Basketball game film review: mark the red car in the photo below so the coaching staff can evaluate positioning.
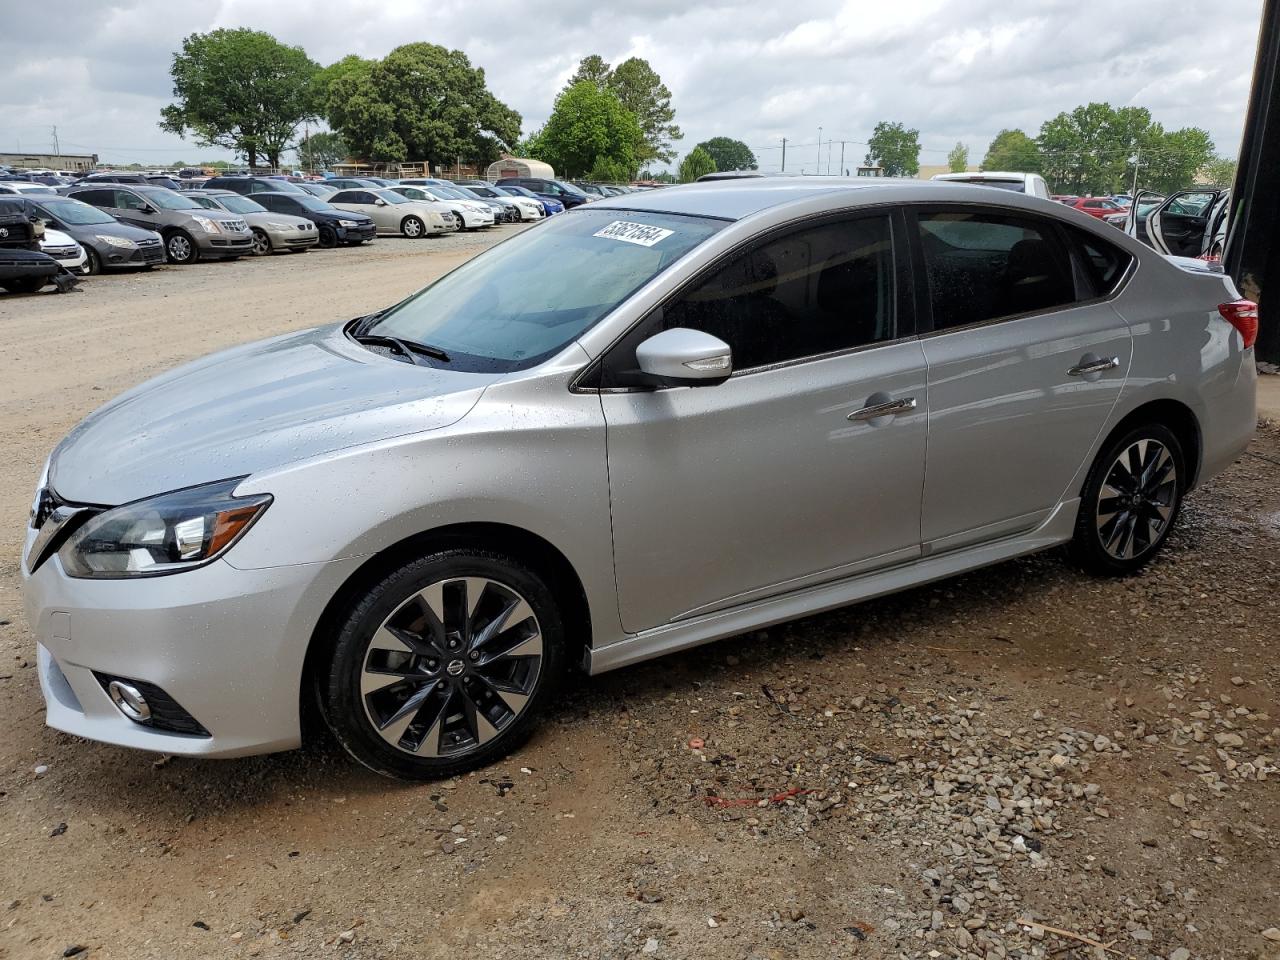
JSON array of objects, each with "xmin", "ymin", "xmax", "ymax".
[{"xmin": 1069, "ymin": 196, "xmax": 1129, "ymax": 219}]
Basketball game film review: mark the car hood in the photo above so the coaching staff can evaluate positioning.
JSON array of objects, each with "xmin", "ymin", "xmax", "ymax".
[
  {"xmin": 243, "ymin": 211, "xmax": 315, "ymax": 229},
  {"xmin": 49, "ymin": 324, "xmax": 498, "ymax": 505},
  {"xmin": 70, "ymin": 220, "xmax": 158, "ymax": 243}
]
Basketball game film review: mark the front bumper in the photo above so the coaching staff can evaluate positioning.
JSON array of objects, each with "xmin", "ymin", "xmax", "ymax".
[
  {"xmin": 108, "ymin": 236, "xmax": 166, "ymax": 268},
  {"xmin": 21, "ymin": 545, "xmax": 364, "ymax": 758},
  {"xmin": 264, "ymin": 224, "xmax": 319, "ymax": 249},
  {"xmin": 337, "ymin": 222, "xmax": 377, "ymax": 243},
  {"xmin": 197, "ymin": 232, "xmax": 254, "ymax": 258}
]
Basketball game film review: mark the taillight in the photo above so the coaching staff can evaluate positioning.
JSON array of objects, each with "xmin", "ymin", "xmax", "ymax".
[{"xmin": 1218, "ymin": 299, "xmax": 1258, "ymax": 349}]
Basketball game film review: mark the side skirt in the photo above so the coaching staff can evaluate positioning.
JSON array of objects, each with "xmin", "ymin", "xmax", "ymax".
[{"xmin": 586, "ymin": 499, "xmax": 1080, "ymax": 675}]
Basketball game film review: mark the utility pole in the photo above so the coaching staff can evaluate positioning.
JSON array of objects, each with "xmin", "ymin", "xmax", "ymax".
[
  {"xmin": 780, "ymin": 137, "xmax": 787, "ymax": 172},
  {"xmin": 51, "ymin": 126, "xmax": 60, "ymax": 156},
  {"xmin": 1130, "ymin": 147, "xmax": 1141, "ymax": 198},
  {"xmin": 839, "ymin": 141, "xmax": 845, "ymax": 176},
  {"xmin": 817, "ymin": 126, "xmax": 822, "ymax": 176}
]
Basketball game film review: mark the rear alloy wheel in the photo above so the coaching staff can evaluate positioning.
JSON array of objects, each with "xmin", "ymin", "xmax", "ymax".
[
  {"xmin": 250, "ymin": 228, "xmax": 271, "ymax": 256},
  {"xmin": 1070, "ymin": 423, "xmax": 1184, "ymax": 575},
  {"xmin": 165, "ymin": 230, "xmax": 198, "ymax": 264},
  {"xmin": 401, "ymin": 215, "xmax": 425, "ymax": 238},
  {"xmin": 322, "ymin": 549, "xmax": 564, "ymax": 780}
]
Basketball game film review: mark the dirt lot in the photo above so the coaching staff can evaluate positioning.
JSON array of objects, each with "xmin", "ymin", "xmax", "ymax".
[{"xmin": 1, "ymin": 234, "xmax": 1278, "ymax": 960}]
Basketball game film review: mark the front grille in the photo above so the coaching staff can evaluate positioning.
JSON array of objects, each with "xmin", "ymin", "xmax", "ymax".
[
  {"xmin": 45, "ymin": 246, "xmax": 79, "ymax": 260},
  {"xmin": 297, "ymin": 224, "xmax": 310, "ymax": 231},
  {"xmin": 137, "ymin": 237, "xmax": 161, "ymax": 247},
  {"xmin": 93, "ymin": 672, "xmax": 211, "ymax": 737},
  {"xmin": 222, "ymin": 218, "xmax": 248, "ymax": 233}
]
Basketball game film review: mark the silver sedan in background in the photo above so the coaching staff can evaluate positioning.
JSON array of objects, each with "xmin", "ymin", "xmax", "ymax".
[
  {"xmin": 21, "ymin": 179, "xmax": 1256, "ymax": 780},
  {"xmin": 183, "ymin": 189, "xmax": 318, "ymax": 255}
]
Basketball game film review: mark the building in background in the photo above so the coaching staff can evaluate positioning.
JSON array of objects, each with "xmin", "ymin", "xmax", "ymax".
[{"xmin": 0, "ymin": 152, "xmax": 97, "ymax": 172}]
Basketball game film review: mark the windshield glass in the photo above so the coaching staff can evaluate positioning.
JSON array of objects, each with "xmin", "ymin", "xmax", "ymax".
[
  {"xmin": 372, "ymin": 189, "xmax": 410, "ymax": 204},
  {"xmin": 142, "ymin": 189, "xmax": 202, "ymax": 210},
  {"xmin": 467, "ymin": 186, "xmax": 499, "ymax": 198},
  {"xmin": 498, "ymin": 186, "xmax": 535, "ymax": 198},
  {"xmin": 36, "ymin": 198, "xmax": 115, "ymax": 225},
  {"xmin": 368, "ymin": 208, "xmax": 724, "ymax": 372},
  {"xmin": 294, "ymin": 195, "xmax": 335, "ymax": 212},
  {"xmin": 218, "ymin": 194, "xmax": 266, "ymax": 214}
]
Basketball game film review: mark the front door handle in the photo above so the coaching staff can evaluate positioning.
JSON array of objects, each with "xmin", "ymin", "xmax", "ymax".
[
  {"xmin": 1067, "ymin": 356, "xmax": 1119, "ymax": 377},
  {"xmin": 847, "ymin": 396, "xmax": 916, "ymax": 422}
]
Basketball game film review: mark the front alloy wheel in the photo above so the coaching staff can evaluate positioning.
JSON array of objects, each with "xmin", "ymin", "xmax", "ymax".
[
  {"xmin": 1071, "ymin": 423, "xmax": 1184, "ymax": 575},
  {"xmin": 250, "ymin": 229, "xmax": 271, "ymax": 256},
  {"xmin": 322, "ymin": 550, "xmax": 564, "ymax": 779},
  {"xmin": 165, "ymin": 230, "xmax": 197, "ymax": 264}
]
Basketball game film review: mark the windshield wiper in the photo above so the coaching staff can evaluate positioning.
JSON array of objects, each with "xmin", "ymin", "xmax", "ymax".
[{"xmin": 353, "ymin": 332, "xmax": 451, "ymax": 365}]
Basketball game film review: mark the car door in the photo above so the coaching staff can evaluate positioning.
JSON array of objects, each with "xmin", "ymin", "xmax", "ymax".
[
  {"xmin": 1144, "ymin": 189, "xmax": 1223, "ymax": 257},
  {"xmin": 910, "ymin": 207, "xmax": 1131, "ymax": 552},
  {"xmin": 598, "ymin": 211, "xmax": 928, "ymax": 633},
  {"xmin": 109, "ymin": 189, "xmax": 159, "ymax": 231}
]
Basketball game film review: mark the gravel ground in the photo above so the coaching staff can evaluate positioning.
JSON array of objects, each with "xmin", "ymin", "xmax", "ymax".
[{"xmin": 0, "ymin": 235, "xmax": 1277, "ymax": 960}]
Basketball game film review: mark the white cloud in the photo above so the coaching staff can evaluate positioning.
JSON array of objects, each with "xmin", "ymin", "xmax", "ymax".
[{"xmin": 0, "ymin": 0, "xmax": 1264, "ymax": 170}]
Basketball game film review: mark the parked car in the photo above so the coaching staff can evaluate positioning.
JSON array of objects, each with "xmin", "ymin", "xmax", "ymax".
[
  {"xmin": 495, "ymin": 184, "xmax": 565, "ymax": 216},
  {"xmin": 495, "ymin": 176, "xmax": 592, "ymax": 208},
  {"xmin": 0, "ymin": 197, "xmax": 76, "ymax": 294},
  {"xmin": 183, "ymin": 189, "xmax": 319, "ymax": 255},
  {"xmin": 39, "ymin": 227, "xmax": 88, "ymax": 274},
  {"xmin": 930, "ymin": 171, "xmax": 1051, "ymax": 198},
  {"xmin": 395, "ymin": 181, "xmax": 494, "ymax": 229},
  {"xmin": 321, "ymin": 178, "xmax": 386, "ymax": 191},
  {"xmin": 1104, "ymin": 195, "xmax": 1164, "ymax": 231},
  {"xmin": 450, "ymin": 181, "xmax": 545, "ymax": 222},
  {"xmin": 1125, "ymin": 189, "xmax": 1229, "ymax": 260},
  {"xmin": 71, "ymin": 172, "xmax": 183, "ymax": 192},
  {"xmin": 66, "ymin": 185, "xmax": 253, "ymax": 264},
  {"xmin": 1050, "ymin": 195, "xmax": 1079, "ymax": 205},
  {"xmin": 327, "ymin": 188, "xmax": 454, "ymax": 238},
  {"xmin": 570, "ymin": 181, "xmax": 612, "ymax": 199},
  {"xmin": 0, "ymin": 181, "xmax": 57, "ymax": 197},
  {"xmin": 202, "ymin": 175, "xmax": 308, "ymax": 196},
  {"xmin": 1066, "ymin": 196, "xmax": 1129, "ymax": 219},
  {"xmin": 20, "ymin": 179, "xmax": 1257, "ymax": 779},
  {"xmin": 229, "ymin": 190, "xmax": 377, "ymax": 247},
  {"xmin": 13, "ymin": 195, "xmax": 164, "ymax": 274}
]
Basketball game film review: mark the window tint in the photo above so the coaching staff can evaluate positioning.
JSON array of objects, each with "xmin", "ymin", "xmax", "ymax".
[
  {"xmin": 1069, "ymin": 228, "xmax": 1133, "ymax": 296},
  {"xmin": 188, "ymin": 196, "xmax": 218, "ymax": 209},
  {"xmin": 256, "ymin": 194, "xmax": 284, "ymax": 211},
  {"xmin": 115, "ymin": 190, "xmax": 148, "ymax": 211},
  {"xmin": 74, "ymin": 189, "xmax": 115, "ymax": 206},
  {"xmin": 917, "ymin": 211, "xmax": 1075, "ymax": 330},
  {"xmin": 658, "ymin": 216, "xmax": 896, "ymax": 370}
]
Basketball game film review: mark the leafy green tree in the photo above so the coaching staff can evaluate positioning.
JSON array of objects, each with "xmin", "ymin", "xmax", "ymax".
[
  {"xmin": 678, "ymin": 146, "xmax": 716, "ymax": 182},
  {"xmin": 532, "ymin": 81, "xmax": 643, "ymax": 177},
  {"xmin": 587, "ymin": 156, "xmax": 633, "ymax": 183},
  {"xmin": 981, "ymin": 129, "xmax": 1041, "ymax": 172},
  {"xmin": 1140, "ymin": 125, "xmax": 1215, "ymax": 194},
  {"xmin": 296, "ymin": 131, "xmax": 347, "ymax": 170},
  {"xmin": 1202, "ymin": 155, "xmax": 1238, "ymax": 188},
  {"xmin": 947, "ymin": 141, "xmax": 968, "ymax": 173},
  {"xmin": 608, "ymin": 57, "xmax": 682, "ymax": 165},
  {"xmin": 159, "ymin": 29, "xmax": 319, "ymax": 169},
  {"xmin": 864, "ymin": 121, "xmax": 920, "ymax": 178},
  {"xmin": 322, "ymin": 43, "xmax": 520, "ymax": 167},
  {"xmin": 313, "ymin": 55, "xmax": 374, "ymax": 118},
  {"xmin": 696, "ymin": 137, "xmax": 756, "ymax": 172},
  {"xmin": 566, "ymin": 54, "xmax": 612, "ymax": 90}
]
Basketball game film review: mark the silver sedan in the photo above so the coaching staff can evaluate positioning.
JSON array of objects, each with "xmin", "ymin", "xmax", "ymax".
[
  {"xmin": 21, "ymin": 179, "xmax": 1256, "ymax": 779},
  {"xmin": 184, "ymin": 189, "xmax": 318, "ymax": 255}
]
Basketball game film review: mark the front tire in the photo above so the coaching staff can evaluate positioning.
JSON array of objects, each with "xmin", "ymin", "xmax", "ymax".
[
  {"xmin": 317, "ymin": 226, "xmax": 338, "ymax": 248},
  {"xmin": 164, "ymin": 230, "xmax": 198, "ymax": 264},
  {"xmin": 321, "ymin": 549, "xmax": 565, "ymax": 780},
  {"xmin": 250, "ymin": 228, "xmax": 272, "ymax": 256},
  {"xmin": 84, "ymin": 248, "xmax": 102, "ymax": 275},
  {"xmin": 401, "ymin": 215, "xmax": 425, "ymax": 238},
  {"xmin": 1070, "ymin": 423, "xmax": 1185, "ymax": 576}
]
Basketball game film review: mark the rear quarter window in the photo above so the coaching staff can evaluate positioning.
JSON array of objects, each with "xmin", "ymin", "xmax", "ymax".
[{"xmin": 1067, "ymin": 228, "xmax": 1133, "ymax": 297}]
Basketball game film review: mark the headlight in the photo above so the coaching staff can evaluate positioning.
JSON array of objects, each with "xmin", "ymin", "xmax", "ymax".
[
  {"xmin": 191, "ymin": 214, "xmax": 220, "ymax": 235},
  {"xmin": 338, "ymin": 219, "xmax": 359, "ymax": 227},
  {"xmin": 58, "ymin": 478, "xmax": 271, "ymax": 579},
  {"xmin": 96, "ymin": 234, "xmax": 136, "ymax": 249},
  {"xmin": 267, "ymin": 221, "xmax": 296, "ymax": 230}
]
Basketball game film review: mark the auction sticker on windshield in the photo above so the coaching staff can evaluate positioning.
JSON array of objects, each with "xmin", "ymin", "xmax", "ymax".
[{"xmin": 593, "ymin": 220, "xmax": 674, "ymax": 247}]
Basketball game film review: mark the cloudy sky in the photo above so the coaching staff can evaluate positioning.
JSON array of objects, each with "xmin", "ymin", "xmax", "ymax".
[{"xmin": 0, "ymin": 0, "xmax": 1264, "ymax": 172}]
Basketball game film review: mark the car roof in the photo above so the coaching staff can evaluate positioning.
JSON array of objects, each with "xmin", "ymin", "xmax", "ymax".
[
  {"xmin": 932, "ymin": 171, "xmax": 1031, "ymax": 181},
  {"xmin": 182, "ymin": 189, "xmax": 237, "ymax": 197}
]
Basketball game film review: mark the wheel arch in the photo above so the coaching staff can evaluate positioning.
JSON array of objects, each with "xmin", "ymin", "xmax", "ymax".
[
  {"xmin": 1089, "ymin": 398, "xmax": 1203, "ymax": 491},
  {"xmin": 300, "ymin": 521, "xmax": 593, "ymax": 730}
]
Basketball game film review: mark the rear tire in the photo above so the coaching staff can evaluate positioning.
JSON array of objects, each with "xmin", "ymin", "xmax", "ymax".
[
  {"xmin": 1069, "ymin": 423, "xmax": 1185, "ymax": 576},
  {"xmin": 320, "ymin": 549, "xmax": 565, "ymax": 781}
]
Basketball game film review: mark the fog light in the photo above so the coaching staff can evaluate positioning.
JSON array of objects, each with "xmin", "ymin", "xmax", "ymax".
[{"xmin": 107, "ymin": 680, "xmax": 151, "ymax": 722}]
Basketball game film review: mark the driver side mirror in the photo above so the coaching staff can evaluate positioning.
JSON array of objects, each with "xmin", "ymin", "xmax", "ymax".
[
  {"xmin": 141, "ymin": 205, "xmax": 156, "ymax": 215},
  {"xmin": 633, "ymin": 327, "xmax": 733, "ymax": 387},
  {"xmin": 374, "ymin": 198, "xmax": 387, "ymax": 206}
]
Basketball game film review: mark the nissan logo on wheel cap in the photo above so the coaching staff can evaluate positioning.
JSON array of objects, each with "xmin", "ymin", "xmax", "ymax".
[{"xmin": 446, "ymin": 659, "xmax": 466, "ymax": 677}]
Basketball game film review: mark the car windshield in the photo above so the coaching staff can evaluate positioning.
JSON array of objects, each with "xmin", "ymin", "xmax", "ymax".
[
  {"xmin": 36, "ymin": 198, "xmax": 115, "ymax": 225},
  {"xmin": 141, "ymin": 189, "xmax": 202, "ymax": 211},
  {"xmin": 553, "ymin": 181, "xmax": 588, "ymax": 197},
  {"xmin": 294, "ymin": 195, "xmax": 335, "ymax": 212},
  {"xmin": 218, "ymin": 194, "xmax": 266, "ymax": 214},
  {"xmin": 429, "ymin": 185, "xmax": 469, "ymax": 200},
  {"xmin": 366, "ymin": 208, "xmax": 724, "ymax": 372},
  {"xmin": 454, "ymin": 187, "xmax": 488, "ymax": 200},
  {"xmin": 499, "ymin": 186, "xmax": 536, "ymax": 198},
  {"xmin": 465, "ymin": 185, "xmax": 499, "ymax": 198},
  {"xmin": 371, "ymin": 189, "xmax": 411, "ymax": 204}
]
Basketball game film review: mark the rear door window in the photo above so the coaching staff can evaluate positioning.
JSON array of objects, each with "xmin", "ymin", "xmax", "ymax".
[{"xmin": 915, "ymin": 211, "xmax": 1077, "ymax": 331}]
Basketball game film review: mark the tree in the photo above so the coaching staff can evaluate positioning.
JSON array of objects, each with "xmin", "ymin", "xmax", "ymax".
[
  {"xmin": 566, "ymin": 54, "xmax": 612, "ymax": 90},
  {"xmin": 296, "ymin": 131, "xmax": 347, "ymax": 170},
  {"xmin": 864, "ymin": 121, "xmax": 920, "ymax": 178},
  {"xmin": 608, "ymin": 57, "xmax": 683, "ymax": 165},
  {"xmin": 947, "ymin": 142, "xmax": 968, "ymax": 173},
  {"xmin": 532, "ymin": 81, "xmax": 643, "ymax": 177},
  {"xmin": 678, "ymin": 146, "xmax": 716, "ymax": 182},
  {"xmin": 1202, "ymin": 155, "xmax": 1237, "ymax": 188},
  {"xmin": 160, "ymin": 29, "xmax": 319, "ymax": 170},
  {"xmin": 321, "ymin": 43, "xmax": 520, "ymax": 167},
  {"xmin": 696, "ymin": 137, "xmax": 756, "ymax": 172},
  {"xmin": 981, "ymin": 129, "xmax": 1041, "ymax": 172},
  {"xmin": 588, "ymin": 156, "xmax": 633, "ymax": 183}
]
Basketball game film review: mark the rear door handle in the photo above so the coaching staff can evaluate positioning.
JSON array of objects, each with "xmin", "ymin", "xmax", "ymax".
[
  {"xmin": 847, "ymin": 397, "xmax": 916, "ymax": 421},
  {"xmin": 1067, "ymin": 356, "xmax": 1119, "ymax": 377}
]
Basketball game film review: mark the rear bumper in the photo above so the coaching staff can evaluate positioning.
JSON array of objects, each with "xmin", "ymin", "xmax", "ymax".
[{"xmin": 1196, "ymin": 352, "xmax": 1257, "ymax": 487}]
